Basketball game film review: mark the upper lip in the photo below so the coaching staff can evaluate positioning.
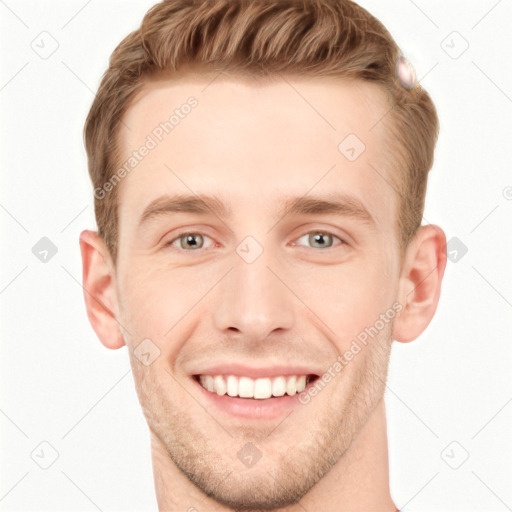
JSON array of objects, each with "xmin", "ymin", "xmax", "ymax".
[{"xmin": 191, "ymin": 363, "xmax": 321, "ymax": 379}]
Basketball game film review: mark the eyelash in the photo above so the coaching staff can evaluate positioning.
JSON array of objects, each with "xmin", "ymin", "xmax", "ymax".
[{"xmin": 163, "ymin": 230, "xmax": 347, "ymax": 252}]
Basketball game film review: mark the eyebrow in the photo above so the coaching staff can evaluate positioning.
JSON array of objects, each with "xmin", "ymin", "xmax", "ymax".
[
  {"xmin": 139, "ymin": 194, "xmax": 231, "ymax": 227},
  {"xmin": 138, "ymin": 192, "xmax": 375, "ymax": 227},
  {"xmin": 280, "ymin": 194, "xmax": 374, "ymax": 225}
]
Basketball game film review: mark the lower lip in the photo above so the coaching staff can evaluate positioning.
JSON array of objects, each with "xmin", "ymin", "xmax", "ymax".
[{"xmin": 193, "ymin": 377, "xmax": 307, "ymax": 420}]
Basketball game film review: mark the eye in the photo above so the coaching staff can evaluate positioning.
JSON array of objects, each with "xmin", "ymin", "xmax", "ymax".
[
  {"xmin": 163, "ymin": 230, "xmax": 346, "ymax": 252},
  {"xmin": 293, "ymin": 231, "xmax": 345, "ymax": 249},
  {"xmin": 165, "ymin": 232, "xmax": 214, "ymax": 251}
]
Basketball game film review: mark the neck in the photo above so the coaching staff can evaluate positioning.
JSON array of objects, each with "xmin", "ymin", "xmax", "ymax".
[{"xmin": 150, "ymin": 398, "xmax": 397, "ymax": 511}]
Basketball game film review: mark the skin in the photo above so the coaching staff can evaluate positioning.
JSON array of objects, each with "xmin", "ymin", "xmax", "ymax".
[{"xmin": 80, "ymin": 71, "xmax": 447, "ymax": 511}]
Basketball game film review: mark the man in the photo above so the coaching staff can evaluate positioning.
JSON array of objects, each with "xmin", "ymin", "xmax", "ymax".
[{"xmin": 79, "ymin": 0, "xmax": 447, "ymax": 510}]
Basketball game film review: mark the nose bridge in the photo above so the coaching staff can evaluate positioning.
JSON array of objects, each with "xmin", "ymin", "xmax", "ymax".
[{"xmin": 213, "ymin": 242, "xmax": 295, "ymax": 339}]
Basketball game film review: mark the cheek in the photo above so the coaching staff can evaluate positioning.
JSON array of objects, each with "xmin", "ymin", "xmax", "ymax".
[
  {"xmin": 118, "ymin": 264, "xmax": 216, "ymax": 344},
  {"xmin": 117, "ymin": 267, "xmax": 173, "ymax": 339},
  {"xmin": 301, "ymin": 253, "xmax": 397, "ymax": 346}
]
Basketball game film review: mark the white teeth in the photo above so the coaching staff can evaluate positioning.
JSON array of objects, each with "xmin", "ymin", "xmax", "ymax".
[
  {"xmin": 271, "ymin": 376, "xmax": 286, "ymax": 397},
  {"xmin": 214, "ymin": 375, "xmax": 226, "ymax": 396},
  {"xmin": 200, "ymin": 375, "xmax": 214, "ymax": 392},
  {"xmin": 199, "ymin": 374, "xmax": 311, "ymax": 398},
  {"xmin": 286, "ymin": 375, "xmax": 297, "ymax": 396},
  {"xmin": 254, "ymin": 378, "xmax": 272, "ymax": 399},
  {"xmin": 238, "ymin": 377, "xmax": 254, "ymax": 398},
  {"xmin": 226, "ymin": 375, "xmax": 238, "ymax": 397}
]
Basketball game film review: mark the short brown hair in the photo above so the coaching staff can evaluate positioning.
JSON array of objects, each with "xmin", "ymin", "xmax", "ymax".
[{"xmin": 84, "ymin": 0, "xmax": 439, "ymax": 263}]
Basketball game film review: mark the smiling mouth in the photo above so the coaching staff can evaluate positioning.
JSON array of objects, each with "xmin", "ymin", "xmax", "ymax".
[{"xmin": 194, "ymin": 374, "xmax": 319, "ymax": 399}]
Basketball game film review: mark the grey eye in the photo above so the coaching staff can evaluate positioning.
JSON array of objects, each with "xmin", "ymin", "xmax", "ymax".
[
  {"xmin": 179, "ymin": 233, "xmax": 204, "ymax": 250},
  {"xmin": 296, "ymin": 232, "xmax": 342, "ymax": 249}
]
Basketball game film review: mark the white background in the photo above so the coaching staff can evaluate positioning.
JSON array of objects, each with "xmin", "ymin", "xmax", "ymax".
[{"xmin": 1, "ymin": 0, "xmax": 511, "ymax": 510}]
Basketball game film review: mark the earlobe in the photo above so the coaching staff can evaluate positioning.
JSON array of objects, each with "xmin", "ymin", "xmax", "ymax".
[
  {"xmin": 79, "ymin": 230, "xmax": 125, "ymax": 350},
  {"xmin": 393, "ymin": 224, "xmax": 447, "ymax": 343}
]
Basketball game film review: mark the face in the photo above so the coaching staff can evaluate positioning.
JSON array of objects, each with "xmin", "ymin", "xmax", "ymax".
[{"xmin": 114, "ymin": 73, "xmax": 402, "ymax": 509}]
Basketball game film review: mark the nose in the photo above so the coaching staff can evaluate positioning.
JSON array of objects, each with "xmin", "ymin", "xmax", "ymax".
[{"xmin": 213, "ymin": 246, "xmax": 295, "ymax": 342}]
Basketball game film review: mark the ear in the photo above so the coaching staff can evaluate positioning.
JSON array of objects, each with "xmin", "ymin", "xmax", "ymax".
[
  {"xmin": 393, "ymin": 224, "xmax": 447, "ymax": 343},
  {"xmin": 79, "ymin": 230, "xmax": 125, "ymax": 350}
]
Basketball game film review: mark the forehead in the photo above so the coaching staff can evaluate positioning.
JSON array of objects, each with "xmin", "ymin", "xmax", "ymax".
[{"xmin": 117, "ymin": 72, "xmax": 397, "ymax": 233}]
